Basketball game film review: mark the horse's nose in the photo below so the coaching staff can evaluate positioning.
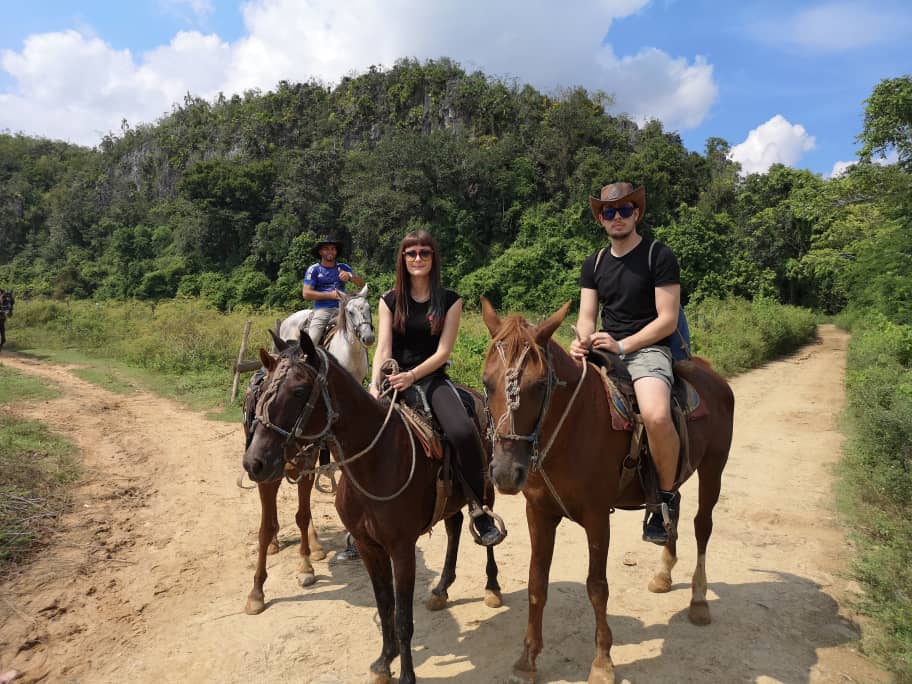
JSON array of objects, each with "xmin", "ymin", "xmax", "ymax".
[{"xmin": 362, "ymin": 331, "xmax": 375, "ymax": 346}]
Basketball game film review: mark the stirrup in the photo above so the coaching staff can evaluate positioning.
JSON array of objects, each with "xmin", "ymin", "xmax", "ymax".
[{"xmin": 468, "ymin": 505, "xmax": 508, "ymax": 547}]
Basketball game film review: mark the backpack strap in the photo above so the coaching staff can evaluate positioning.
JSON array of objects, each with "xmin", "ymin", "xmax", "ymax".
[
  {"xmin": 594, "ymin": 247, "xmax": 608, "ymax": 272},
  {"xmin": 648, "ymin": 239, "xmax": 657, "ymax": 274}
]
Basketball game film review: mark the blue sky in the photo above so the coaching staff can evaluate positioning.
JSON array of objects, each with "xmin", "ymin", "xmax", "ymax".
[{"xmin": 1, "ymin": 1, "xmax": 910, "ymax": 177}]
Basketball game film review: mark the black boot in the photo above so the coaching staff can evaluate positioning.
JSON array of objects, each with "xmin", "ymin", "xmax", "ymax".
[
  {"xmin": 643, "ymin": 490, "xmax": 680, "ymax": 545},
  {"xmin": 471, "ymin": 510, "xmax": 506, "ymax": 547}
]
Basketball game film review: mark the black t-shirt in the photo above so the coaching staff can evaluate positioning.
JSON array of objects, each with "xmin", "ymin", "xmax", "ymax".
[
  {"xmin": 579, "ymin": 239, "xmax": 680, "ymax": 347},
  {"xmin": 381, "ymin": 288, "xmax": 461, "ymax": 376}
]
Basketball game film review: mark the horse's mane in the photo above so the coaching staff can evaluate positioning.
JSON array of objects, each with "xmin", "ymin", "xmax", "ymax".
[{"xmin": 489, "ymin": 315, "xmax": 546, "ymax": 373}]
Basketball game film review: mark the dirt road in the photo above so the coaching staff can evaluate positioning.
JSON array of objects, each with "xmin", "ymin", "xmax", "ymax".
[{"xmin": 0, "ymin": 325, "xmax": 891, "ymax": 683}]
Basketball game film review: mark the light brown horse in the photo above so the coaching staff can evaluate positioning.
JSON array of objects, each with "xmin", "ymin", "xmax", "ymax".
[
  {"xmin": 480, "ymin": 297, "xmax": 734, "ymax": 684},
  {"xmin": 242, "ymin": 331, "xmax": 503, "ymax": 684}
]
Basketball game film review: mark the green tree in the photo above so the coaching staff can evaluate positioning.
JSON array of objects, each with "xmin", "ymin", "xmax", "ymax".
[{"xmin": 858, "ymin": 75, "xmax": 912, "ymax": 170}]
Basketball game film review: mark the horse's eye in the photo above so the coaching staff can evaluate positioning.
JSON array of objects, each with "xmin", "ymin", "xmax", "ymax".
[{"xmin": 292, "ymin": 386, "xmax": 310, "ymax": 398}]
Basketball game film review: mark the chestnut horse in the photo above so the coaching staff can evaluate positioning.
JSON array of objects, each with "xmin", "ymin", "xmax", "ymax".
[
  {"xmin": 480, "ymin": 298, "xmax": 734, "ymax": 684},
  {"xmin": 242, "ymin": 331, "xmax": 503, "ymax": 684}
]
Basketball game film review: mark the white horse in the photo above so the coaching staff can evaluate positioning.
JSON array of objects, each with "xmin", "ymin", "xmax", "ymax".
[{"xmin": 279, "ymin": 284, "xmax": 374, "ymax": 383}]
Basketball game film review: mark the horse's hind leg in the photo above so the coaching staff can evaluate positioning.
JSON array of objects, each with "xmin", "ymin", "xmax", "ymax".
[
  {"xmin": 688, "ymin": 462, "xmax": 725, "ymax": 625},
  {"xmin": 245, "ymin": 480, "xmax": 281, "ymax": 615},
  {"xmin": 359, "ymin": 538, "xmax": 399, "ymax": 684},
  {"xmin": 426, "ymin": 512, "xmax": 462, "ymax": 611},
  {"xmin": 294, "ymin": 475, "xmax": 320, "ymax": 586}
]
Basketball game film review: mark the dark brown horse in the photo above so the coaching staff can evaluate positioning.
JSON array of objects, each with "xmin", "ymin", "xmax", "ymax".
[
  {"xmin": 242, "ymin": 331, "xmax": 503, "ymax": 684},
  {"xmin": 0, "ymin": 310, "xmax": 6, "ymax": 352},
  {"xmin": 480, "ymin": 298, "xmax": 734, "ymax": 684}
]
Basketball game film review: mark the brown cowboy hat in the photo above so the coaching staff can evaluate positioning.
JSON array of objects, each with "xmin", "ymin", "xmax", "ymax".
[
  {"xmin": 588, "ymin": 182, "xmax": 646, "ymax": 223},
  {"xmin": 312, "ymin": 234, "xmax": 345, "ymax": 258}
]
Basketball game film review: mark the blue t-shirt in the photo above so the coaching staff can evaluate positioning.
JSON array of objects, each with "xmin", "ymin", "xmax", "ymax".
[{"xmin": 303, "ymin": 262, "xmax": 354, "ymax": 309}]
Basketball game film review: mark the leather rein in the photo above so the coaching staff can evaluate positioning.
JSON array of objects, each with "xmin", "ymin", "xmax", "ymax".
[
  {"xmin": 252, "ymin": 346, "xmax": 416, "ymax": 502},
  {"xmin": 485, "ymin": 341, "xmax": 588, "ymax": 521}
]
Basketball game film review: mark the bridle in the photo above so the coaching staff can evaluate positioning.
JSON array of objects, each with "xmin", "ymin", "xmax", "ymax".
[
  {"xmin": 251, "ymin": 346, "xmax": 416, "ymax": 501},
  {"xmin": 485, "ymin": 340, "xmax": 589, "ymax": 520}
]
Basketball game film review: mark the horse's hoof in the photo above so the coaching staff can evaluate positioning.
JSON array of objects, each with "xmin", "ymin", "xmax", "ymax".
[
  {"xmin": 510, "ymin": 667, "xmax": 536, "ymax": 683},
  {"xmin": 367, "ymin": 673, "xmax": 391, "ymax": 684},
  {"xmin": 688, "ymin": 600, "xmax": 711, "ymax": 625},
  {"xmin": 244, "ymin": 597, "xmax": 266, "ymax": 615},
  {"xmin": 310, "ymin": 546, "xmax": 327, "ymax": 561},
  {"xmin": 266, "ymin": 542, "xmax": 279, "ymax": 555},
  {"xmin": 648, "ymin": 574, "xmax": 672, "ymax": 593},
  {"xmin": 298, "ymin": 572, "xmax": 317, "ymax": 588},
  {"xmin": 587, "ymin": 661, "xmax": 616, "ymax": 684},
  {"xmin": 484, "ymin": 589, "xmax": 503, "ymax": 608},
  {"xmin": 425, "ymin": 592, "xmax": 448, "ymax": 611}
]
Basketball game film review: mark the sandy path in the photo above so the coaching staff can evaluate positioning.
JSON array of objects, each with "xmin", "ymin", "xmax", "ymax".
[{"xmin": 0, "ymin": 325, "xmax": 891, "ymax": 683}]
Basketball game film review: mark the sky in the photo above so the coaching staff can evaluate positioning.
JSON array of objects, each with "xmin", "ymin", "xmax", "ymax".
[{"xmin": 1, "ymin": 0, "xmax": 910, "ymax": 178}]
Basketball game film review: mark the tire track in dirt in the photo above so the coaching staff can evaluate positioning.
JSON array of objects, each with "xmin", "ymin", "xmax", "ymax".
[{"xmin": 0, "ymin": 327, "xmax": 892, "ymax": 683}]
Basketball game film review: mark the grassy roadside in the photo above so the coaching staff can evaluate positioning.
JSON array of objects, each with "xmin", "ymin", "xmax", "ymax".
[
  {"xmin": 0, "ymin": 365, "xmax": 78, "ymax": 573},
  {"xmin": 835, "ymin": 313, "xmax": 912, "ymax": 680}
]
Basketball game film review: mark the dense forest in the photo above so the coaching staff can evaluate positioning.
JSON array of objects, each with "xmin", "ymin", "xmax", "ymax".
[{"xmin": 1, "ymin": 58, "xmax": 909, "ymax": 324}]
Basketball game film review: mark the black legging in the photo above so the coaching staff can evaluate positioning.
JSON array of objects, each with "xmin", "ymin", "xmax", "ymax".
[{"xmin": 425, "ymin": 376, "xmax": 486, "ymax": 503}]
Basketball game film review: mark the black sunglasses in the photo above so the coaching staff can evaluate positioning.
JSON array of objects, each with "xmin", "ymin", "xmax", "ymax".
[
  {"xmin": 601, "ymin": 204, "xmax": 636, "ymax": 220},
  {"xmin": 403, "ymin": 248, "xmax": 434, "ymax": 261}
]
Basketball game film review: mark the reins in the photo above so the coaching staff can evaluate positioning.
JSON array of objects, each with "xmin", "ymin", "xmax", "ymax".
[
  {"xmin": 486, "ymin": 340, "xmax": 588, "ymax": 521},
  {"xmin": 253, "ymin": 346, "xmax": 417, "ymax": 502}
]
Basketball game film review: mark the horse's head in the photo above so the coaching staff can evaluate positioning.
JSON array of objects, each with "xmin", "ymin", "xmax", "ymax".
[
  {"xmin": 242, "ymin": 331, "xmax": 331, "ymax": 482},
  {"xmin": 481, "ymin": 297, "xmax": 571, "ymax": 495},
  {"xmin": 340, "ymin": 285, "xmax": 375, "ymax": 346}
]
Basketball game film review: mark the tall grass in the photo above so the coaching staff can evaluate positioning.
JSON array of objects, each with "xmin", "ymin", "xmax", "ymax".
[
  {"xmin": 836, "ymin": 313, "xmax": 912, "ymax": 680},
  {"xmin": 0, "ymin": 366, "xmax": 78, "ymax": 571}
]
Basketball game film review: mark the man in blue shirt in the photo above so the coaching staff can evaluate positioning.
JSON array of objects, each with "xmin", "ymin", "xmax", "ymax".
[{"xmin": 302, "ymin": 235, "xmax": 364, "ymax": 346}]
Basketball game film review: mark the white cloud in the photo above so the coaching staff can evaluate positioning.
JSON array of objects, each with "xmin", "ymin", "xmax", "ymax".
[
  {"xmin": 0, "ymin": 0, "xmax": 720, "ymax": 146},
  {"xmin": 159, "ymin": 0, "xmax": 215, "ymax": 21},
  {"xmin": 751, "ymin": 1, "xmax": 912, "ymax": 52},
  {"xmin": 729, "ymin": 115, "xmax": 816, "ymax": 175},
  {"xmin": 0, "ymin": 29, "xmax": 230, "ymax": 145},
  {"xmin": 829, "ymin": 160, "xmax": 854, "ymax": 178}
]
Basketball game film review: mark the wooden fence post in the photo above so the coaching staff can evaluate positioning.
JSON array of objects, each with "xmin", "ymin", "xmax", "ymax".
[{"xmin": 230, "ymin": 320, "xmax": 253, "ymax": 404}]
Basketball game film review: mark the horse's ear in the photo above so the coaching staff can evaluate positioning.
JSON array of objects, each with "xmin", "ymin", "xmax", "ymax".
[
  {"xmin": 269, "ymin": 329, "xmax": 288, "ymax": 352},
  {"xmin": 357, "ymin": 284, "xmax": 368, "ymax": 298},
  {"xmin": 533, "ymin": 301, "xmax": 572, "ymax": 346},
  {"xmin": 299, "ymin": 328, "xmax": 318, "ymax": 360},
  {"xmin": 480, "ymin": 296, "xmax": 501, "ymax": 337},
  {"xmin": 259, "ymin": 347, "xmax": 276, "ymax": 370}
]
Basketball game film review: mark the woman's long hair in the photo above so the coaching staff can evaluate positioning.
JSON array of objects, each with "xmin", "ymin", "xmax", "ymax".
[{"xmin": 392, "ymin": 230, "xmax": 445, "ymax": 335}]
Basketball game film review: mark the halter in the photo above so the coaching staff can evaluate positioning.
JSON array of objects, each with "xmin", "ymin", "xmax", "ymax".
[
  {"xmin": 486, "ymin": 340, "xmax": 588, "ymax": 520},
  {"xmin": 252, "ymin": 346, "xmax": 416, "ymax": 501}
]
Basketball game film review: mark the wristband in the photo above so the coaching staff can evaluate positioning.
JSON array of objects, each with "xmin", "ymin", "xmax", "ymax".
[{"xmin": 617, "ymin": 340, "xmax": 626, "ymax": 360}]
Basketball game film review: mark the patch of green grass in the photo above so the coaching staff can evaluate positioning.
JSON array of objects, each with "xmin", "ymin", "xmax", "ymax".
[
  {"xmin": 0, "ymin": 412, "xmax": 79, "ymax": 570},
  {"xmin": 0, "ymin": 364, "xmax": 59, "ymax": 403}
]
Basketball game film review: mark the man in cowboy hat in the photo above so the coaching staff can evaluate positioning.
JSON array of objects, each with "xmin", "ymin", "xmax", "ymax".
[
  {"xmin": 302, "ymin": 234, "xmax": 365, "ymax": 346},
  {"xmin": 569, "ymin": 182, "xmax": 683, "ymax": 545}
]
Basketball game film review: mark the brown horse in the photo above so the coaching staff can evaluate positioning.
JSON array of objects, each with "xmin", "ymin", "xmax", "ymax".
[
  {"xmin": 480, "ymin": 298, "xmax": 734, "ymax": 684},
  {"xmin": 242, "ymin": 331, "xmax": 503, "ymax": 684}
]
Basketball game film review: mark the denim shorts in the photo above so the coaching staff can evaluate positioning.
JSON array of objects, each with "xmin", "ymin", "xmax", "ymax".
[{"xmin": 624, "ymin": 345, "xmax": 674, "ymax": 388}]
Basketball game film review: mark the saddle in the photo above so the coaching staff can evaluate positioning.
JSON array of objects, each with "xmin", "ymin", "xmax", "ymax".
[
  {"xmin": 587, "ymin": 349, "xmax": 708, "ymax": 500},
  {"xmin": 379, "ymin": 371, "xmax": 486, "ymax": 534}
]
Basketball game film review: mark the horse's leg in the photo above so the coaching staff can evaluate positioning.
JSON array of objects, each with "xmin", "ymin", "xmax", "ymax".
[
  {"xmin": 426, "ymin": 511, "xmax": 462, "ymax": 611},
  {"xmin": 647, "ymin": 540, "xmax": 678, "ymax": 594},
  {"xmin": 294, "ymin": 475, "xmax": 319, "ymax": 586},
  {"xmin": 689, "ymin": 463, "xmax": 724, "ymax": 625},
  {"xmin": 359, "ymin": 538, "xmax": 399, "ymax": 684},
  {"xmin": 245, "ymin": 480, "xmax": 281, "ymax": 615},
  {"xmin": 584, "ymin": 523, "xmax": 616, "ymax": 684},
  {"xmin": 484, "ymin": 543, "xmax": 503, "ymax": 608},
  {"xmin": 392, "ymin": 544, "xmax": 418, "ymax": 684},
  {"xmin": 513, "ymin": 505, "xmax": 559, "ymax": 683}
]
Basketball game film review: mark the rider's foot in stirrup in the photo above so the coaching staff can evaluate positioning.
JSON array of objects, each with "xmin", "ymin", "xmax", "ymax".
[
  {"xmin": 335, "ymin": 533, "xmax": 360, "ymax": 561},
  {"xmin": 472, "ymin": 512, "xmax": 505, "ymax": 547},
  {"xmin": 642, "ymin": 490, "xmax": 680, "ymax": 545}
]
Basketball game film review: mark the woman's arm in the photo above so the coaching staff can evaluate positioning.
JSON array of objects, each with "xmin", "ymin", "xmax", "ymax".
[
  {"xmin": 385, "ymin": 298, "xmax": 464, "ymax": 392},
  {"xmin": 368, "ymin": 298, "xmax": 393, "ymax": 397}
]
